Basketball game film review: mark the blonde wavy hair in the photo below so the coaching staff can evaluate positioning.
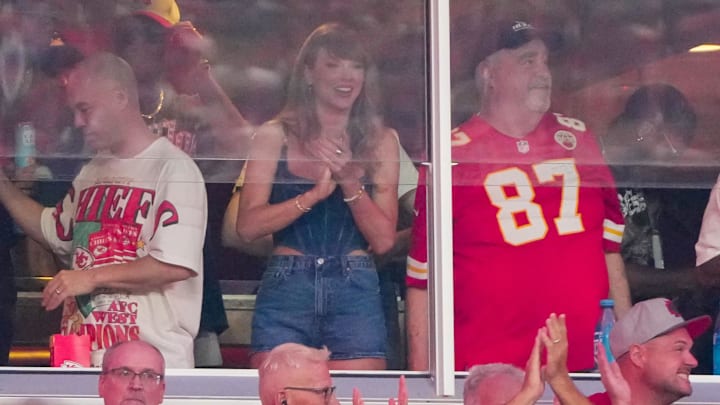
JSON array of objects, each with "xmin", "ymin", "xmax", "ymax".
[{"xmin": 277, "ymin": 23, "xmax": 382, "ymax": 174}]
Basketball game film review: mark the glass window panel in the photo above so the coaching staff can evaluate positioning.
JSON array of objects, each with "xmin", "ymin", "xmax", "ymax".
[
  {"xmin": 448, "ymin": 0, "xmax": 720, "ymax": 379},
  {"xmin": 1, "ymin": 0, "xmax": 428, "ymax": 371}
]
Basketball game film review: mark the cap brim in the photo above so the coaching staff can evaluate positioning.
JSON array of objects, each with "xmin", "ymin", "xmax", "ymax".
[
  {"xmin": 654, "ymin": 314, "xmax": 712, "ymax": 341},
  {"xmin": 133, "ymin": 11, "xmax": 174, "ymax": 28},
  {"xmin": 505, "ymin": 30, "xmax": 561, "ymax": 52}
]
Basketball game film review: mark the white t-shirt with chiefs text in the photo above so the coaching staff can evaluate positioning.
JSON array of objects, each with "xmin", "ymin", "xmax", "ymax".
[{"xmin": 41, "ymin": 137, "xmax": 207, "ymax": 368}]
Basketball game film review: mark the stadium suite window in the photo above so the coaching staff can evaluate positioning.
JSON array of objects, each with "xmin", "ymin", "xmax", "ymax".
[
  {"xmin": 7, "ymin": 0, "xmax": 720, "ymax": 379},
  {"xmin": 3, "ymin": 0, "xmax": 429, "ymax": 371}
]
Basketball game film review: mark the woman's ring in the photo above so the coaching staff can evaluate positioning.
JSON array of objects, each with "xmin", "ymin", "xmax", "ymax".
[
  {"xmin": 55, "ymin": 288, "xmax": 62, "ymax": 295},
  {"xmin": 335, "ymin": 148, "xmax": 343, "ymax": 156},
  {"xmin": 552, "ymin": 338, "xmax": 561, "ymax": 344}
]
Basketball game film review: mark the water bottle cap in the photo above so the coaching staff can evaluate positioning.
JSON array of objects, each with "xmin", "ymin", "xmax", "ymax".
[{"xmin": 600, "ymin": 299, "xmax": 615, "ymax": 308}]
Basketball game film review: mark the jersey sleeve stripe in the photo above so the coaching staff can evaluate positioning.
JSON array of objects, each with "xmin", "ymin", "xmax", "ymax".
[
  {"xmin": 407, "ymin": 256, "xmax": 428, "ymax": 280},
  {"xmin": 603, "ymin": 219, "xmax": 624, "ymax": 243}
]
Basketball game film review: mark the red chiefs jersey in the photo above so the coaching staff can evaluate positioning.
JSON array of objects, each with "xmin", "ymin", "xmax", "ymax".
[{"xmin": 407, "ymin": 112, "xmax": 624, "ymax": 371}]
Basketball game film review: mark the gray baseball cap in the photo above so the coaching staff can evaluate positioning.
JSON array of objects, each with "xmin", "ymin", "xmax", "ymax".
[
  {"xmin": 609, "ymin": 298, "xmax": 711, "ymax": 359},
  {"xmin": 475, "ymin": 19, "xmax": 561, "ymax": 64}
]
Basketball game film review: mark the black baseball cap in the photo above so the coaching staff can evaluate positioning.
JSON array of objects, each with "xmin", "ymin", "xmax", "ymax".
[{"xmin": 476, "ymin": 19, "xmax": 561, "ymax": 63}]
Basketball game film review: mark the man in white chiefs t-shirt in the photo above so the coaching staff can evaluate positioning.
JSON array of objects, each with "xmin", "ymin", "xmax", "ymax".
[{"xmin": 0, "ymin": 53, "xmax": 207, "ymax": 368}]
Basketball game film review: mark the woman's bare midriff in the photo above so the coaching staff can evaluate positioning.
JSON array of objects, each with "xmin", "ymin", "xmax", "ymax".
[{"xmin": 273, "ymin": 246, "xmax": 368, "ymax": 256}]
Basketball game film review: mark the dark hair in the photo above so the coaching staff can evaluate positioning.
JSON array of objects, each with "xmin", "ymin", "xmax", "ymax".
[
  {"xmin": 611, "ymin": 84, "xmax": 697, "ymax": 146},
  {"xmin": 278, "ymin": 23, "xmax": 382, "ymax": 172},
  {"xmin": 112, "ymin": 14, "xmax": 168, "ymax": 55},
  {"xmin": 37, "ymin": 44, "xmax": 84, "ymax": 78}
]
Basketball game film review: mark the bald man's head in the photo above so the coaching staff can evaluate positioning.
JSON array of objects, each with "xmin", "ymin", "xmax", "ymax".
[
  {"xmin": 67, "ymin": 52, "xmax": 140, "ymax": 110},
  {"xmin": 99, "ymin": 341, "xmax": 166, "ymax": 405},
  {"xmin": 65, "ymin": 53, "xmax": 142, "ymax": 152}
]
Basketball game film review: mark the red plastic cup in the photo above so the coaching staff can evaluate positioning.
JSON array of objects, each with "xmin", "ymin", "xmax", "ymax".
[{"xmin": 50, "ymin": 334, "xmax": 91, "ymax": 368}]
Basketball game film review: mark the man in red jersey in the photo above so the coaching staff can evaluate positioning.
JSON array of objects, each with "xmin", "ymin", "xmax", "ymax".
[
  {"xmin": 406, "ymin": 19, "xmax": 630, "ymax": 371},
  {"xmin": 588, "ymin": 298, "xmax": 710, "ymax": 405}
]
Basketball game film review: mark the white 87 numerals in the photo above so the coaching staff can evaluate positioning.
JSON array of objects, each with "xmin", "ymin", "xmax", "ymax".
[{"xmin": 484, "ymin": 158, "xmax": 585, "ymax": 246}]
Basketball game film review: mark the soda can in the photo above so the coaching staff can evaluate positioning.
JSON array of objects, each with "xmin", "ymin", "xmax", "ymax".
[{"xmin": 15, "ymin": 122, "xmax": 36, "ymax": 168}]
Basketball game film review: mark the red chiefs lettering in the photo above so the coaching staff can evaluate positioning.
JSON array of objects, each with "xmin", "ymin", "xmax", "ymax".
[
  {"xmin": 153, "ymin": 200, "xmax": 180, "ymax": 235},
  {"xmin": 75, "ymin": 185, "xmax": 155, "ymax": 224},
  {"xmin": 80, "ymin": 324, "xmax": 140, "ymax": 350},
  {"xmin": 75, "ymin": 299, "xmax": 141, "ymax": 350},
  {"xmin": 53, "ymin": 186, "xmax": 75, "ymax": 241}
]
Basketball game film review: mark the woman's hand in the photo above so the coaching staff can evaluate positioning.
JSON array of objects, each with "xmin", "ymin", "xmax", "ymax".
[
  {"xmin": 304, "ymin": 167, "xmax": 337, "ymax": 205},
  {"xmin": 309, "ymin": 137, "xmax": 364, "ymax": 184}
]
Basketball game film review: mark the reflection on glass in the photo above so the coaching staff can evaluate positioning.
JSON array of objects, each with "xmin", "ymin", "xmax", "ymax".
[
  {"xmin": 1, "ymin": 0, "xmax": 427, "ymax": 371},
  {"xmin": 442, "ymin": 0, "xmax": 720, "ymax": 379}
]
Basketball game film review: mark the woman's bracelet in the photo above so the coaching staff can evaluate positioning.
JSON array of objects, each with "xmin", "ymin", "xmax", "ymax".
[
  {"xmin": 343, "ymin": 185, "xmax": 365, "ymax": 204},
  {"xmin": 294, "ymin": 195, "xmax": 311, "ymax": 213}
]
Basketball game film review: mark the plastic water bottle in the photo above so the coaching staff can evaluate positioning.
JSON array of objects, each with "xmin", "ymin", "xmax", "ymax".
[
  {"xmin": 714, "ymin": 304, "xmax": 720, "ymax": 374},
  {"xmin": 594, "ymin": 299, "xmax": 616, "ymax": 368},
  {"xmin": 15, "ymin": 122, "xmax": 36, "ymax": 168}
]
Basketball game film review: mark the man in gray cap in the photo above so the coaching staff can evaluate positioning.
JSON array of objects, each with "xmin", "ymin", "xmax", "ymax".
[{"xmin": 588, "ymin": 297, "xmax": 711, "ymax": 405}]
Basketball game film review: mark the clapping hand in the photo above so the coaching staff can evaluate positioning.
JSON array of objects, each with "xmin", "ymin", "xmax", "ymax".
[
  {"xmin": 506, "ymin": 332, "xmax": 545, "ymax": 405},
  {"xmin": 304, "ymin": 166, "xmax": 337, "ymax": 204},
  {"xmin": 538, "ymin": 313, "xmax": 569, "ymax": 384},
  {"xmin": 392, "ymin": 375, "xmax": 408, "ymax": 405},
  {"xmin": 352, "ymin": 375, "xmax": 408, "ymax": 405},
  {"xmin": 308, "ymin": 137, "xmax": 364, "ymax": 185},
  {"xmin": 597, "ymin": 344, "xmax": 631, "ymax": 405}
]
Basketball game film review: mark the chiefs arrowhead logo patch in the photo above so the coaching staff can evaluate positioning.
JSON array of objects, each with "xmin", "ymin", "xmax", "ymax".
[{"xmin": 554, "ymin": 130, "xmax": 577, "ymax": 150}]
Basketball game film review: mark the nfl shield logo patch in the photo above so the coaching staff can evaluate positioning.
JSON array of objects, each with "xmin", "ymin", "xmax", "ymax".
[
  {"xmin": 554, "ymin": 130, "xmax": 577, "ymax": 150},
  {"xmin": 516, "ymin": 140, "xmax": 530, "ymax": 154}
]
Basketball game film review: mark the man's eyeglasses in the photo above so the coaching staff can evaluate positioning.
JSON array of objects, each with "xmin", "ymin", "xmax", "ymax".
[
  {"xmin": 103, "ymin": 367, "xmax": 164, "ymax": 386},
  {"xmin": 284, "ymin": 386, "xmax": 336, "ymax": 404}
]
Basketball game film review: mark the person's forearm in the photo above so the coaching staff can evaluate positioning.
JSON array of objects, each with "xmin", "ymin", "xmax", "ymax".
[
  {"xmin": 406, "ymin": 287, "xmax": 429, "ymax": 371},
  {"xmin": 549, "ymin": 376, "xmax": 594, "ymax": 405},
  {"xmin": 91, "ymin": 255, "xmax": 195, "ymax": 292},
  {"xmin": 375, "ymin": 228, "xmax": 412, "ymax": 267},
  {"xmin": 197, "ymin": 73, "xmax": 247, "ymax": 126},
  {"xmin": 341, "ymin": 181, "xmax": 397, "ymax": 255},
  {"xmin": 606, "ymin": 253, "xmax": 631, "ymax": 317},
  {"xmin": 224, "ymin": 220, "xmax": 274, "ymax": 256},
  {"xmin": 221, "ymin": 192, "xmax": 274, "ymax": 255},
  {"xmin": 197, "ymin": 73, "xmax": 251, "ymax": 156},
  {"xmin": 0, "ymin": 178, "xmax": 47, "ymax": 246},
  {"xmin": 235, "ymin": 190, "xmax": 318, "ymax": 243},
  {"xmin": 212, "ymin": 124, "xmax": 252, "ymax": 158},
  {"xmin": 506, "ymin": 389, "xmax": 542, "ymax": 405},
  {"xmin": 43, "ymin": 255, "xmax": 198, "ymax": 310}
]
